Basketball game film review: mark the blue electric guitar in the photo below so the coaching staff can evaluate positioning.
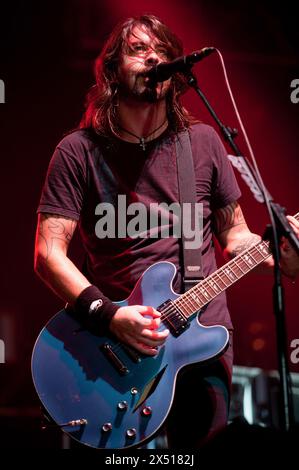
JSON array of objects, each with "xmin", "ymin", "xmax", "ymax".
[{"xmin": 31, "ymin": 214, "xmax": 298, "ymax": 449}]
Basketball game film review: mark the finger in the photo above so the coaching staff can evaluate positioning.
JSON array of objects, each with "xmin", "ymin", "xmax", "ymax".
[
  {"xmin": 138, "ymin": 316, "xmax": 157, "ymax": 328},
  {"xmin": 141, "ymin": 317, "xmax": 164, "ymax": 330},
  {"xmin": 136, "ymin": 305, "xmax": 161, "ymax": 318},
  {"xmin": 131, "ymin": 341, "xmax": 159, "ymax": 356},
  {"xmin": 141, "ymin": 328, "xmax": 170, "ymax": 343},
  {"xmin": 137, "ymin": 336, "xmax": 167, "ymax": 348},
  {"xmin": 146, "ymin": 328, "xmax": 170, "ymax": 339},
  {"xmin": 287, "ymin": 215, "xmax": 299, "ymax": 225},
  {"xmin": 136, "ymin": 308, "xmax": 162, "ymax": 329},
  {"xmin": 288, "ymin": 221, "xmax": 299, "ymax": 233},
  {"xmin": 145, "ymin": 318, "xmax": 161, "ymax": 330},
  {"xmin": 150, "ymin": 308, "xmax": 161, "ymax": 319},
  {"xmin": 287, "ymin": 216, "xmax": 299, "ymax": 232}
]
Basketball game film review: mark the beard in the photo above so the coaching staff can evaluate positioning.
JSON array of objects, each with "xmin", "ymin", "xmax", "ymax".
[{"xmin": 119, "ymin": 73, "xmax": 170, "ymax": 104}]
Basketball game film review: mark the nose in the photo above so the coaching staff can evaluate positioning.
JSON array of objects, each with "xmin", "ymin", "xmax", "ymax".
[{"xmin": 144, "ymin": 49, "xmax": 160, "ymax": 67}]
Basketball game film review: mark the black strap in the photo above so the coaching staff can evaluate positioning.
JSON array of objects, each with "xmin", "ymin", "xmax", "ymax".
[{"xmin": 175, "ymin": 130, "xmax": 203, "ymax": 292}]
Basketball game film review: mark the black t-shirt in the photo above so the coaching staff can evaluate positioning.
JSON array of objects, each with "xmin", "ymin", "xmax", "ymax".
[{"xmin": 37, "ymin": 123, "xmax": 241, "ymax": 328}]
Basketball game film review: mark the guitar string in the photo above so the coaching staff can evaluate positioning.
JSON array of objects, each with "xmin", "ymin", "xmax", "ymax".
[
  {"xmin": 110, "ymin": 216, "xmax": 298, "ymax": 356},
  {"xmin": 110, "ymin": 243, "xmax": 269, "ymax": 355},
  {"xmin": 108, "ymin": 235, "xmax": 285, "ymax": 356},
  {"xmin": 111, "ymin": 240, "xmax": 272, "ymax": 355},
  {"xmin": 110, "ymin": 252, "xmax": 260, "ymax": 355},
  {"xmin": 176, "ymin": 241, "xmax": 270, "ymax": 312}
]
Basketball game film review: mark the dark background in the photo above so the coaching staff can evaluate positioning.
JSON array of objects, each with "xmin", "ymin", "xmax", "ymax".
[{"xmin": 0, "ymin": 0, "xmax": 298, "ymax": 441}]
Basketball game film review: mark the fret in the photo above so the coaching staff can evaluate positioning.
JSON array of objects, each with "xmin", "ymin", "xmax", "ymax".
[
  {"xmin": 179, "ymin": 292, "xmax": 195, "ymax": 311},
  {"xmin": 203, "ymin": 273, "xmax": 225, "ymax": 295},
  {"xmin": 246, "ymin": 249, "xmax": 258, "ymax": 265},
  {"xmin": 231, "ymin": 258, "xmax": 246, "ymax": 276},
  {"xmin": 185, "ymin": 295, "xmax": 201, "ymax": 313},
  {"xmin": 218, "ymin": 268, "xmax": 233, "ymax": 286},
  {"xmin": 189, "ymin": 290, "xmax": 204, "ymax": 308},
  {"xmin": 180, "ymin": 292, "xmax": 202, "ymax": 313},
  {"xmin": 240, "ymin": 261, "xmax": 252, "ymax": 274},
  {"xmin": 250, "ymin": 246, "xmax": 265, "ymax": 263},
  {"xmin": 176, "ymin": 295, "xmax": 198, "ymax": 315},
  {"xmin": 256, "ymin": 242, "xmax": 270, "ymax": 259},
  {"xmin": 225, "ymin": 266, "xmax": 238, "ymax": 282},
  {"xmin": 198, "ymin": 285, "xmax": 213, "ymax": 302},
  {"xmin": 190, "ymin": 286, "xmax": 209, "ymax": 306},
  {"xmin": 204, "ymin": 277, "xmax": 220, "ymax": 295},
  {"xmin": 247, "ymin": 247, "xmax": 260, "ymax": 263},
  {"xmin": 242, "ymin": 254, "xmax": 253, "ymax": 268},
  {"xmin": 213, "ymin": 271, "xmax": 229, "ymax": 289},
  {"xmin": 176, "ymin": 290, "xmax": 201, "ymax": 313},
  {"xmin": 175, "ymin": 301, "xmax": 189, "ymax": 318}
]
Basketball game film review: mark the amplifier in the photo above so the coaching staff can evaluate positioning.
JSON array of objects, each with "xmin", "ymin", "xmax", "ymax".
[{"xmin": 230, "ymin": 365, "xmax": 299, "ymax": 428}]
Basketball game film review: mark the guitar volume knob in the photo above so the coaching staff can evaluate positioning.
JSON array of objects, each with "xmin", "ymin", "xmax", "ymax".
[
  {"xmin": 141, "ymin": 406, "xmax": 152, "ymax": 417},
  {"xmin": 101, "ymin": 422, "xmax": 112, "ymax": 433},
  {"xmin": 117, "ymin": 401, "xmax": 128, "ymax": 411},
  {"xmin": 126, "ymin": 428, "xmax": 136, "ymax": 439}
]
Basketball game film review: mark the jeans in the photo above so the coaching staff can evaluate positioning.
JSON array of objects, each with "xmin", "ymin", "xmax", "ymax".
[{"xmin": 164, "ymin": 330, "xmax": 233, "ymax": 449}]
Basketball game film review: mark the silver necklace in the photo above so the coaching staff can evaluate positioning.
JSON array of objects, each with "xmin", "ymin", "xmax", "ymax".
[{"xmin": 119, "ymin": 120, "xmax": 168, "ymax": 151}]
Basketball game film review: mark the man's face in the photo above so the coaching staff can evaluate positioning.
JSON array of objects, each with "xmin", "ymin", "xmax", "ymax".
[{"xmin": 118, "ymin": 25, "xmax": 172, "ymax": 103}]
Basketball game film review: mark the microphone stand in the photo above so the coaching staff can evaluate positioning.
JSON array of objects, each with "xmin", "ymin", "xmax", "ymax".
[{"xmin": 182, "ymin": 67, "xmax": 299, "ymax": 432}]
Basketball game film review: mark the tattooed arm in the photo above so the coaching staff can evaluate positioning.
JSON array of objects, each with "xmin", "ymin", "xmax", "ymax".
[
  {"xmin": 213, "ymin": 201, "xmax": 274, "ymax": 271},
  {"xmin": 34, "ymin": 213, "xmax": 91, "ymax": 304},
  {"xmin": 34, "ymin": 214, "xmax": 168, "ymax": 355},
  {"xmin": 214, "ymin": 202, "xmax": 299, "ymax": 278}
]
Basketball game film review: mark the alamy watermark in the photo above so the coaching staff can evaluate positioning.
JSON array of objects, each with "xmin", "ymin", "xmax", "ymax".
[
  {"xmin": 290, "ymin": 339, "xmax": 299, "ymax": 364},
  {"xmin": 290, "ymin": 79, "xmax": 299, "ymax": 104},
  {"xmin": 0, "ymin": 339, "xmax": 4, "ymax": 364},
  {"xmin": 95, "ymin": 196, "xmax": 203, "ymax": 249},
  {"xmin": 0, "ymin": 79, "xmax": 5, "ymax": 103}
]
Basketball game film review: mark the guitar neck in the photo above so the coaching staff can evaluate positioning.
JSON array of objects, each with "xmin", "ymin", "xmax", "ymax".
[{"xmin": 175, "ymin": 212, "xmax": 299, "ymax": 319}]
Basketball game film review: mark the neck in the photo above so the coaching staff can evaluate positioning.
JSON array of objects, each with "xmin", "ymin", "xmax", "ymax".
[{"xmin": 118, "ymin": 97, "xmax": 168, "ymax": 143}]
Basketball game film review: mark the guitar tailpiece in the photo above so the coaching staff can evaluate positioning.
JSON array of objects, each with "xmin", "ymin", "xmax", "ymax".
[{"xmin": 42, "ymin": 418, "xmax": 88, "ymax": 430}]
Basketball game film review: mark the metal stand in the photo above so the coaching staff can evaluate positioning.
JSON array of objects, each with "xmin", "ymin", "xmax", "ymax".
[{"xmin": 182, "ymin": 67, "xmax": 299, "ymax": 431}]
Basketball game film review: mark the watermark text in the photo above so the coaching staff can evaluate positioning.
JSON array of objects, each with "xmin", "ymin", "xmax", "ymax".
[
  {"xmin": 95, "ymin": 196, "xmax": 203, "ymax": 249},
  {"xmin": 290, "ymin": 79, "xmax": 299, "ymax": 104},
  {"xmin": 290, "ymin": 338, "xmax": 299, "ymax": 364},
  {"xmin": 0, "ymin": 339, "xmax": 4, "ymax": 363},
  {"xmin": 0, "ymin": 79, "xmax": 4, "ymax": 103}
]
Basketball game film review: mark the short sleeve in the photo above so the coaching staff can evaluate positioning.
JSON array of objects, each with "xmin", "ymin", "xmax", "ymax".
[
  {"xmin": 210, "ymin": 127, "xmax": 241, "ymax": 209},
  {"xmin": 37, "ymin": 142, "xmax": 86, "ymax": 220}
]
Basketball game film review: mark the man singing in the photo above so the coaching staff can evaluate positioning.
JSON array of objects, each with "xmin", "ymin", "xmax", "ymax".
[{"xmin": 34, "ymin": 15, "xmax": 299, "ymax": 448}]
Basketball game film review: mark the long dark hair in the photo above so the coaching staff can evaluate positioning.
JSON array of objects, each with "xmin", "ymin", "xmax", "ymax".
[{"xmin": 80, "ymin": 15, "xmax": 196, "ymax": 136}]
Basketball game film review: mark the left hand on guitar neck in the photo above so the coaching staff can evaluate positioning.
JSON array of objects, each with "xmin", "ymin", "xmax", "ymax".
[{"xmin": 280, "ymin": 215, "xmax": 299, "ymax": 281}]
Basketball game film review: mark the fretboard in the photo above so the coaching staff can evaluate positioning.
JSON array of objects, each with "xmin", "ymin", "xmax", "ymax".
[{"xmin": 175, "ymin": 212, "xmax": 299, "ymax": 319}]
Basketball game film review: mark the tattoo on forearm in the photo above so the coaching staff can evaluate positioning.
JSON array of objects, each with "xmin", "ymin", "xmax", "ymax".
[
  {"xmin": 230, "ymin": 234, "xmax": 261, "ymax": 258},
  {"xmin": 38, "ymin": 213, "xmax": 76, "ymax": 259},
  {"xmin": 214, "ymin": 202, "xmax": 246, "ymax": 234}
]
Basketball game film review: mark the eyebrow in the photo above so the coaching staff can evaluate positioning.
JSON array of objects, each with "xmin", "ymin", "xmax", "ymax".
[
  {"xmin": 129, "ymin": 39, "xmax": 149, "ymax": 45},
  {"xmin": 129, "ymin": 39, "xmax": 166, "ymax": 48}
]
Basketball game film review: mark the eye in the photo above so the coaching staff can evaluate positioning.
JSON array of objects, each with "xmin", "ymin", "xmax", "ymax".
[
  {"xmin": 155, "ymin": 45, "xmax": 171, "ymax": 59},
  {"xmin": 131, "ymin": 43, "xmax": 147, "ymax": 53},
  {"xmin": 156, "ymin": 48, "xmax": 169, "ymax": 57}
]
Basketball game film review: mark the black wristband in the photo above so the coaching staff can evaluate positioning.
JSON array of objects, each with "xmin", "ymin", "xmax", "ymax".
[{"xmin": 74, "ymin": 285, "xmax": 119, "ymax": 334}]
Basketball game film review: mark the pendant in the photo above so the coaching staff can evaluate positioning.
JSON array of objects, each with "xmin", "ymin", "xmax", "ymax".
[{"xmin": 139, "ymin": 137, "xmax": 146, "ymax": 151}]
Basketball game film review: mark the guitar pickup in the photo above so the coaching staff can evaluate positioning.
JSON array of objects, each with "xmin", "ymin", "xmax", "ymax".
[
  {"xmin": 122, "ymin": 344, "xmax": 141, "ymax": 363},
  {"xmin": 100, "ymin": 343, "xmax": 129, "ymax": 375},
  {"xmin": 158, "ymin": 300, "xmax": 189, "ymax": 337}
]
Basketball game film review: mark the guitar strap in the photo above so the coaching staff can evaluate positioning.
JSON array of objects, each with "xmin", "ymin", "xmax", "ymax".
[{"xmin": 175, "ymin": 130, "xmax": 204, "ymax": 292}]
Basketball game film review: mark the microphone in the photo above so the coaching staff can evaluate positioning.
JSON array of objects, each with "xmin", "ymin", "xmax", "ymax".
[{"xmin": 145, "ymin": 47, "xmax": 216, "ymax": 83}]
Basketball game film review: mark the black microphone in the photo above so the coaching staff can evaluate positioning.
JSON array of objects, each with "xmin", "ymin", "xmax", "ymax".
[{"xmin": 146, "ymin": 47, "xmax": 216, "ymax": 83}]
